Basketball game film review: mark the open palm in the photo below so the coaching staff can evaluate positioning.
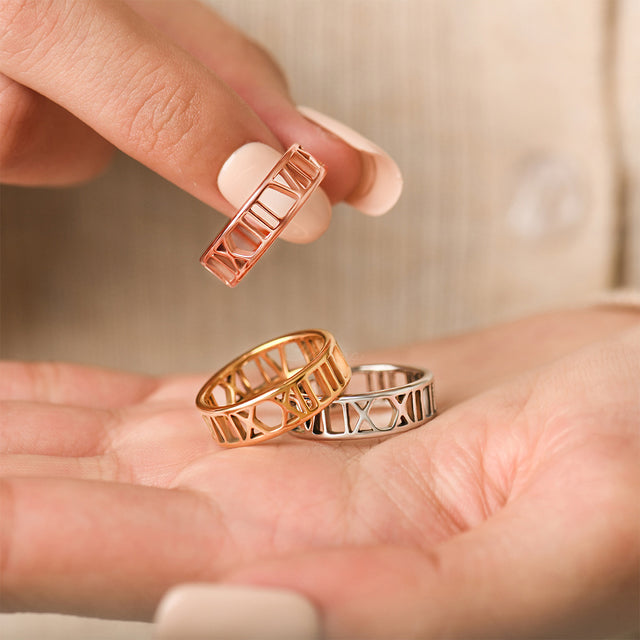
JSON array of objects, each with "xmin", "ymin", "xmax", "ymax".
[{"xmin": 1, "ymin": 308, "xmax": 638, "ymax": 639}]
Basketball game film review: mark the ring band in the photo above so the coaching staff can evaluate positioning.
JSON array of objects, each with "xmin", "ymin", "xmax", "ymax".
[
  {"xmin": 200, "ymin": 144, "xmax": 326, "ymax": 287},
  {"xmin": 293, "ymin": 364, "xmax": 435, "ymax": 440},
  {"xmin": 196, "ymin": 330, "xmax": 351, "ymax": 447}
]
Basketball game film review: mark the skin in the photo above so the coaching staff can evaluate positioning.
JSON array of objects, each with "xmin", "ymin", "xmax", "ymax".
[
  {"xmin": 0, "ymin": 0, "xmax": 361, "ymax": 209},
  {"xmin": 1, "ymin": 307, "xmax": 638, "ymax": 639}
]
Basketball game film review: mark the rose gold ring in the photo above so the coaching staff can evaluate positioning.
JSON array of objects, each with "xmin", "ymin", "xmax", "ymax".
[
  {"xmin": 196, "ymin": 329, "xmax": 351, "ymax": 447},
  {"xmin": 200, "ymin": 144, "xmax": 326, "ymax": 287}
]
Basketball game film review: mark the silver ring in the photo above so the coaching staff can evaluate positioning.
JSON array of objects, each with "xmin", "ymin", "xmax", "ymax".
[{"xmin": 292, "ymin": 364, "xmax": 436, "ymax": 440}]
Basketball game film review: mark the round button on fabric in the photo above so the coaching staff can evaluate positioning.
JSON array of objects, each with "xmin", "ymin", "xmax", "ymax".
[{"xmin": 506, "ymin": 155, "xmax": 586, "ymax": 241}]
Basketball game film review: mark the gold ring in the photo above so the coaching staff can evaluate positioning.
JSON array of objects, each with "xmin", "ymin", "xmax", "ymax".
[{"xmin": 196, "ymin": 329, "xmax": 351, "ymax": 447}]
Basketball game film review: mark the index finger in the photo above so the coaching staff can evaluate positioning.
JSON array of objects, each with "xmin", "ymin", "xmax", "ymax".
[{"xmin": 0, "ymin": 0, "xmax": 332, "ymax": 240}]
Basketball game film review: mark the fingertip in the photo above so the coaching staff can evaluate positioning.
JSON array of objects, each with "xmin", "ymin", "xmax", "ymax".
[
  {"xmin": 263, "ymin": 105, "xmax": 363, "ymax": 205},
  {"xmin": 265, "ymin": 104, "xmax": 403, "ymax": 214},
  {"xmin": 216, "ymin": 141, "xmax": 332, "ymax": 244},
  {"xmin": 298, "ymin": 106, "xmax": 403, "ymax": 216},
  {"xmin": 280, "ymin": 185, "xmax": 332, "ymax": 244}
]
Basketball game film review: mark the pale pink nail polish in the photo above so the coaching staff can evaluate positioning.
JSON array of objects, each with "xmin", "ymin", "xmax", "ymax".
[
  {"xmin": 298, "ymin": 106, "xmax": 403, "ymax": 216},
  {"xmin": 153, "ymin": 584, "xmax": 321, "ymax": 640},
  {"xmin": 217, "ymin": 142, "xmax": 331, "ymax": 244}
]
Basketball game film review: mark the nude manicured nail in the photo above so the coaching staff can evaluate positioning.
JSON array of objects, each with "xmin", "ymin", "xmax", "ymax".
[
  {"xmin": 217, "ymin": 142, "xmax": 331, "ymax": 244},
  {"xmin": 298, "ymin": 106, "xmax": 403, "ymax": 216},
  {"xmin": 153, "ymin": 584, "xmax": 321, "ymax": 640}
]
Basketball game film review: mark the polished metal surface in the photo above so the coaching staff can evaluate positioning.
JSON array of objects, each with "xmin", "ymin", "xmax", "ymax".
[
  {"xmin": 200, "ymin": 144, "xmax": 326, "ymax": 287},
  {"xmin": 293, "ymin": 364, "xmax": 435, "ymax": 440},
  {"xmin": 197, "ymin": 329, "xmax": 351, "ymax": 447}
]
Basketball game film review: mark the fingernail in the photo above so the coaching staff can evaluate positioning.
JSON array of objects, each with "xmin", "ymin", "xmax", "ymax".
[
  {"xmin": 298, "ymin": 106, "xmax": 403, "ymax": 216},
  {"xmin": 153, "ymin": 583, "xmax": 321, "ymax": 640},
  {"xmin": 217, "ymin": 142, "xmax": 331, "ymax": 244}
]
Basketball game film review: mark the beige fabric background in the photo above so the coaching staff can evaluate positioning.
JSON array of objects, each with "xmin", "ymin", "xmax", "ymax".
[
  {"xmin": 2, "ymin": 0, "xmax": 637, "ymax": 375},
  {"xmin": 617, "ymin": 0, "xmax": 640, "ymax": 286},
  {"xmin": 0, "ymin": 1, "xmax": 638, "ymax": 638}
]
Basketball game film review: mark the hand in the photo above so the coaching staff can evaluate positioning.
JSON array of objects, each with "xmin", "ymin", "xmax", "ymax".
[
  {"xmin": 1, "ymin": 306, "xmax": 638, "ymax": 638},
  {"xmin": 0, "ymin": 0, "xmax": 375, "ymax": 241}
]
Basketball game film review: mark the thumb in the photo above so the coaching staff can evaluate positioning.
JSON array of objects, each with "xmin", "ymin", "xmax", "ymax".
[{"xmin": 224, "ymin": 498, "xmax": 637, "ymax": 639}]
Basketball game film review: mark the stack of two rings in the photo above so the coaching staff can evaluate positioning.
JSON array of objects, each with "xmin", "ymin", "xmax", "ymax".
[{"xmin": 196, "ymin": 330, "xmax": 436, "ymax": 448}]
